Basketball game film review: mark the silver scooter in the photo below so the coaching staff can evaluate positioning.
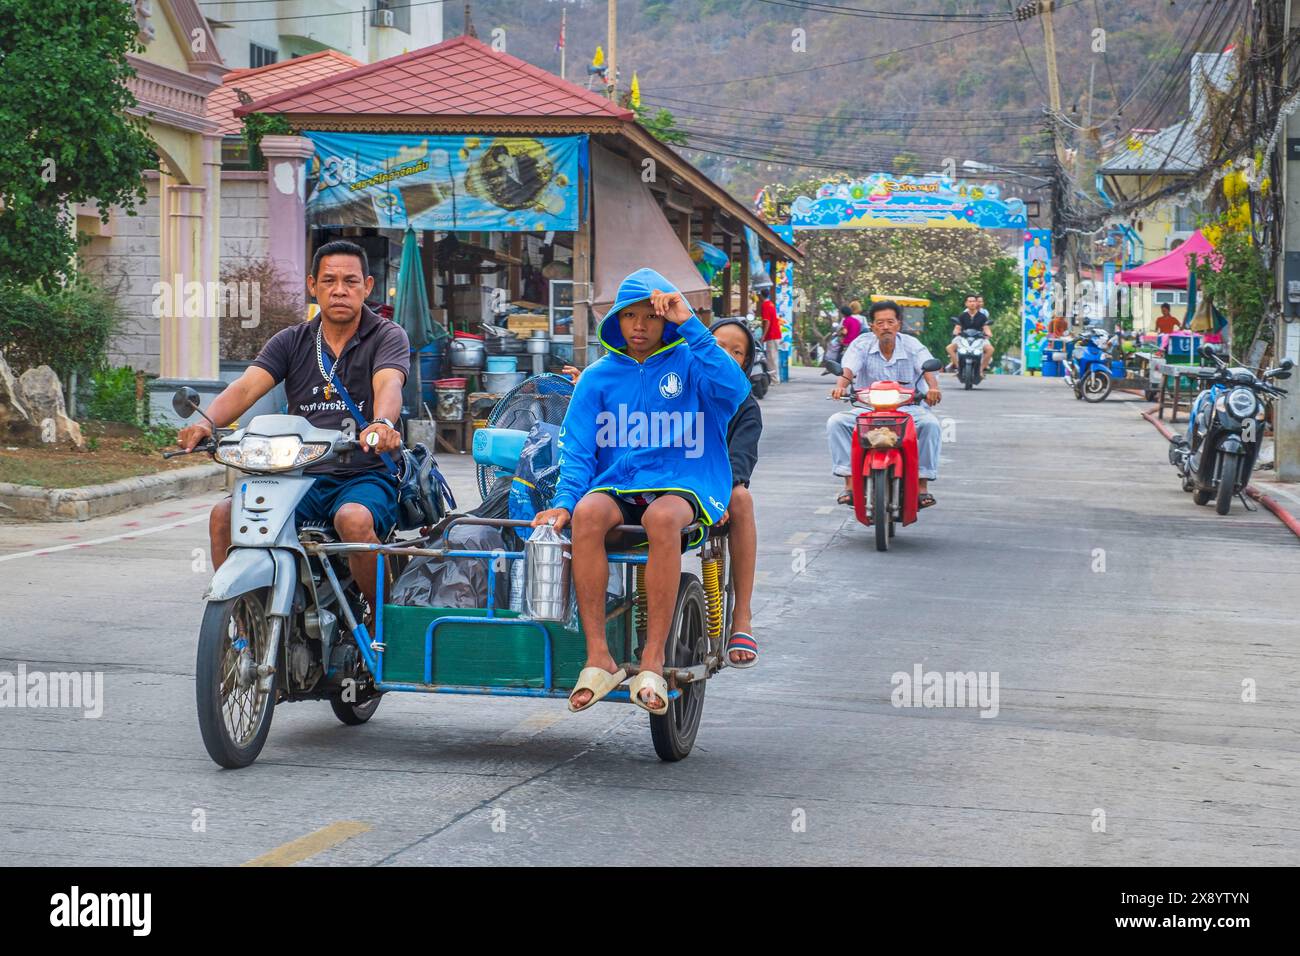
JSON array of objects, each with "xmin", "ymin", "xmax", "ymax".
[{"xmin": 168, "ymin": 387, "xmax": 401, "ymax": 768}]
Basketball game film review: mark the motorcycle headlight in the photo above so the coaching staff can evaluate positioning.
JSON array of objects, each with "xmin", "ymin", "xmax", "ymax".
[
  {"xmin": 215, "ymin": 435, "xmax": 329, "ymax": 471},
  {"xmin": 866, "ymin": 387, "xmax": 902, "ymax": 407},
  {"xmin": 1226, "ymin": 387, "xmax": 1257, "ymax": 418}
]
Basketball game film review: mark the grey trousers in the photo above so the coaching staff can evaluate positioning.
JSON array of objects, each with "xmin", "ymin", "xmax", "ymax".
[{"xmin": 826, "ymin": 405, "xmax": 940, "ymax": 480}]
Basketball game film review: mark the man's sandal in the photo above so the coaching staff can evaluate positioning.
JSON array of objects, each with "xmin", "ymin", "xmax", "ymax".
[
  {"xmin": 628, "ymin": 671, "xmax": 669, "ymax": 716},
  {"xmin": 918, "ymin": 493, "xmax": 937, "ymax": 509},
  {"xmin": 568, "ymin": 667, "xmax": 627, "ymax": 713},
  {"xmin": 837, "ymin": 490, "xmax": 853, "ymax": 506},
  {"xmin": 726, "ymin": 632, "xmax": 759, "ymax": 669}
]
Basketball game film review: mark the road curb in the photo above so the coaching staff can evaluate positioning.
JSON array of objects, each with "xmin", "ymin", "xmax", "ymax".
[
  {"xmin": 0, "ymin": 463, "xmax": 225, "ymax": 522},
  {"xmin": 1139, "ymin": 407, "xmax": 1300, "ymax": 542}
]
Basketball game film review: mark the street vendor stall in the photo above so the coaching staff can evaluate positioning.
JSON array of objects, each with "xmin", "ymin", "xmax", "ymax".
[{"xmin": 235, "ymin": 36, "xmax": 799, "ymax": 448}]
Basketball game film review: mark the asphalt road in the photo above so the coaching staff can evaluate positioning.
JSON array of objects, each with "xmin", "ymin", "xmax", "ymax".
[{"xmin": 2, "ymin": 368, "xmax": 1298, "ymax": 866}]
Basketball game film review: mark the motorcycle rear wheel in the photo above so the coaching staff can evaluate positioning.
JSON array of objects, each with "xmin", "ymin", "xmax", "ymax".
[
  {"xmin": 330, "ymin": 691, "xmax": 382, "ymax": 725},
  {"xmin": 196, "ymin": 589, "xmax": 276, "ymax": 769}
]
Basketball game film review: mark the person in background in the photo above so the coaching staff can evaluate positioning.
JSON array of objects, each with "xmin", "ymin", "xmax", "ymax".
[
  {"xmin": 839, "ymin": 305, "xmax": 864, "ymax": 350},
  {"xmin": 1155, "ymin": 303, "xmax": 1183, "ymax": 334},
  {"xmin": 759, "ymin": 288, "xmax": 782, "ymax": 388}
]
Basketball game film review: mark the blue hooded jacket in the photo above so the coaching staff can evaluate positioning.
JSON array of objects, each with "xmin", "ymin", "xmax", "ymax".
[{"xmin": 551, "ymin": 268, "xmax": 751, "ymax": 528}]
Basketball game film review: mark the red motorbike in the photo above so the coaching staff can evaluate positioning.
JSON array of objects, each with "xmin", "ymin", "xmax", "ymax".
[{"xmin": 827, "ymin": 358, "xmax": 942, "ymax": 551}]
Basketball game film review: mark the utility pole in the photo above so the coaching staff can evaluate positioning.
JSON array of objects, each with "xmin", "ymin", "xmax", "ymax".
[
  {"xmin": 1040, "ymin": 0, "xmax": 1065, "ymax": 164},
  {"xmin": 1277, "ymin": 0, "xmax": 1300, "ymax": 480},
  {"xmin": 463, "ymin": 2, "xmax": 477, "ymax": 39},
  {"xmin": 607, "ymin": 0, "xmax": 618, "ymax": 101}
]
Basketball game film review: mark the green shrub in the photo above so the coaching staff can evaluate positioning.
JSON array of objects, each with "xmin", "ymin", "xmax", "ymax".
[
  {"xmin": 0, "ymin": 278, "xmax": 126, "ymax": 381},
  {"xmin": 83, "ymin": 365, "xmax": 139, "ymax": 424}
]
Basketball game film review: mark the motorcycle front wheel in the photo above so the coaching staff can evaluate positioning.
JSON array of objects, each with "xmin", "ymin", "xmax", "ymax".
[
  {"xmin": 870, "ymin": 471, "xmax": 891, "ymax": 552},
  {"xmin": 1215, "ymin": 454, "xmax": 1240, "ymax": 515},
  {"xmin": 1082, "ymin": 371, "xmax": 1112, "ymax": 402},
  {"xmin": 196, "ymin": 589, "xmax": 276, "ymax": 769}
]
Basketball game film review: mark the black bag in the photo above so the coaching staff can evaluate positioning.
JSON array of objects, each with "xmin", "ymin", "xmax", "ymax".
[{"xmin": 329, "ymin": 375, "xmax": 456, "ymax": 532}]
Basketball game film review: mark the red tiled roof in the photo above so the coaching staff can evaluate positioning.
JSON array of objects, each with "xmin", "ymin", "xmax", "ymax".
[
  {"xmin": 208, "ymin": 51, "xmax": 363, "ymax": 136},
  {"xmin": 236, "ymin": 36, "xmax": 633, "ymax": 122}
]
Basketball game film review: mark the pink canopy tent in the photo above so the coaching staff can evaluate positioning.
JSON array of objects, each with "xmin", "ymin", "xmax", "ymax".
[{"xmin": 1117, "ymin": 230, "xmax": 1215, "ymax": 289}]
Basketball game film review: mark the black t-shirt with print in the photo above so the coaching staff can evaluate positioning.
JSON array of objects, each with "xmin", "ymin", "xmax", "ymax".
[{"xmin": 251, "ymin": 306, "xmax": 410, "ymax": 475}]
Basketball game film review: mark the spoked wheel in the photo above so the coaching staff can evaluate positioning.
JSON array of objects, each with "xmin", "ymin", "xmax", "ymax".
[
  {"xmin": 1082, "ymin": 371, "xmax": 1112, "ymax": 402},
  {"xmin": 1215, "ymin": 453, "xmax": 1240, "ymax": 515},
  {"xmin": 649, "ymin": 574, "xmax": 708, "ymax": 762},
  {"xmin": 330, "ymin": 690, "xmax": 382, "ymax": 725},
  {"xmin": 870, "ymin": 470, "xmax": 892, "ymax": 552},
  {"xmin": 196, "ymin": 589, "xmax": 275, "ymax": 769}
]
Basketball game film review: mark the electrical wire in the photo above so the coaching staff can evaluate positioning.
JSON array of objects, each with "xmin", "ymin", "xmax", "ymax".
[{"xmin": 748, "ymin": 0, "xmax": 1011, "ymax": 22}]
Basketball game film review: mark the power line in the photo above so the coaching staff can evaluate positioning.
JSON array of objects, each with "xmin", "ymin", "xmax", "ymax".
[
  {"xmin": 199, "ymin": 0, "xmax": 448, "ymax": 25},
  {"xmin": 748, "ymin": 0, "xmax": 1011, "ymax": 22}
]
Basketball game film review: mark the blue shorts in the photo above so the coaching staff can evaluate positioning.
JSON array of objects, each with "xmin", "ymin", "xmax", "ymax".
[{"xmin": 295, "ymin": 470, "xmax": 399, "ymax": 538}]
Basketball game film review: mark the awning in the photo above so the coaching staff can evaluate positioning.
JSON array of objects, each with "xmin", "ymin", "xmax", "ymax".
[
  {"xmin": 591, "ymin": 143, "xmax": 712, "ymax": 317},
  {"xmin": 1118, "ymin": 230, "xmax": 1215, "ymax": 289}
]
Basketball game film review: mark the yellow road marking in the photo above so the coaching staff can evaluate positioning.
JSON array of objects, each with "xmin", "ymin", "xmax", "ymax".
[{"xmin": 242, "ymin": 821, "xmax": 371, "ymax": 867}]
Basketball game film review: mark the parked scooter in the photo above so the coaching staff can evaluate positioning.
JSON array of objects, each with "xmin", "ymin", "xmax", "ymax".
[
  {"xmin": 1168, "ymin": 345, "xmax": 1292, "ymax": 515},
  {"xmin": 747, "ymin": 316, "xmax": 773, "ymax": 399},
  {"xmin": 954, "ymin": 327, "xmax": 988, "ymax": 390},
  {"xmin": 1063, "ymin": 326, "xmax": 1130, "ymax": 402},
  {"xmin": 822, "ymin": 356, "xmax": 943, "ymax": 552},
  {"xmin": 165, "ymin": 387, "xmax": 448, "ymax": 768}
]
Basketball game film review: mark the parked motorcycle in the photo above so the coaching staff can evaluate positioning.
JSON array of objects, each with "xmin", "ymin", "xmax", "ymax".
[
  {"xmin": 165, "ymin": 387, "xmax": 439, "ymax": 768},
  {"xmin": 1168, "ymin": 345, "xmax": 1292, "ymax": 515},
  {"xmin": 1062, "ymin": 326, "xmax": 1130, "ymax": 402},
  {"xmin": 954, "ymin": 327, "xmax": 988, "ymax": 390},
  {"xmin": 747, "ymin": 316, "xmax": 773, "ymax": 399},
  {"xmin": 823, "ymin": 357, "xmax": 943, "ymax": 552}
]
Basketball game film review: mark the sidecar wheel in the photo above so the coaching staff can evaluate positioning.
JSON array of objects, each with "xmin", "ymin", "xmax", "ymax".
[{"xmin": 196, "ymin": 590, "xmax": 276, "ymax": 769}]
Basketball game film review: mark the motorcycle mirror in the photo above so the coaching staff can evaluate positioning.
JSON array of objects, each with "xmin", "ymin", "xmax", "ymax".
[
  {"xmin": 1201, "ymin": 343, "xmax": 1222, "ymax": 359},
  {"xmin": 921, "ymin": 359, "xmax": 944, "ymax": 373},
  {"xmin": 1282, "ymin": 358, "xmax": 1296, "ymax": 370},
  {"xmin": 171, "ymin": 386, "xmax": 202, "ymax": 420},
  {"xmin": 821, "ymin": 359, "xmax": 843, "ymax": 376}
]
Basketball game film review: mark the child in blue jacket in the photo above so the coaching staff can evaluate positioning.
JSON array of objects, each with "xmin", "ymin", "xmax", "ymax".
[{"xmin": 531, "ymin": 268, "xmax": 750, "ymax": 715}]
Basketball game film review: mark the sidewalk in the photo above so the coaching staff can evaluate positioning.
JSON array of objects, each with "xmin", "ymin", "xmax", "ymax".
[{"xmin": 1139, "ymin": 406, "xmax": 1300, "ymax": 540}]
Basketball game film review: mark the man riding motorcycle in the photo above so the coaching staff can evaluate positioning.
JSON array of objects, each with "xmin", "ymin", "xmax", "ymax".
[
  {"xmin": 177, "ymin": 240, "xmax": 410, "ymax": 615},
  {"xmin": 945, "ymin": 293, "xmax": 993, "ymax": 375},
  {"xmin": 826, "ymin": 300, "xmax": 943, "ymax": 508}
]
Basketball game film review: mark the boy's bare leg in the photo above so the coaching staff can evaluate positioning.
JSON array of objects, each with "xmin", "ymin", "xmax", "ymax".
[
  {"xmin": 636, "ymin": 495, "xmax": 696, "ymax": 709},
  {"xmin": 726, "ymin": 485, "xmax": 756, "ymax": 664},
  {"xmin": 569, "ymin": 492, "xmax": 624, "ymax": 709}
]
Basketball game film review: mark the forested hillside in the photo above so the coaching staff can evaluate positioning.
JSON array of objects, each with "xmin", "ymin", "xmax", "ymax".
[{"xmin": 452, "ymin": 1, "xmax": 1205, "ymax": 197}]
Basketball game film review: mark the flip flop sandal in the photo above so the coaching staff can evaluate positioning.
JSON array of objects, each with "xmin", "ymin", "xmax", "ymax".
[
  {"xmin": 567, "ymin": 666, "xmax": 628, "ymax": 713},
  {"xmin": 837, "ymin": 490, "xmax": 854, "ymax": 506},
  {"xmin": 726, "ymin": 632, "xmax": 759, "ymax": 669},
  {"xmin": 918, "ymin": 493, "xmax": 937, "ymax": 509},
  {"xmin": 628, "ymin": 671, "xmax": 669, "ymax": 716}
]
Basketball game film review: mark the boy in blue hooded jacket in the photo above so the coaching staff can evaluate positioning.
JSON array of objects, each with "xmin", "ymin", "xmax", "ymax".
[{"xmin": 532, "ymin": 268, "xmax": 750, "ymax": 715}]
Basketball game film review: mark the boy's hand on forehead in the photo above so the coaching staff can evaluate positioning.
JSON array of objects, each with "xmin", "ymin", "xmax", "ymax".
[{"xmin": 650, "ymin": 289, "xmax": 692, "ymax": 325}]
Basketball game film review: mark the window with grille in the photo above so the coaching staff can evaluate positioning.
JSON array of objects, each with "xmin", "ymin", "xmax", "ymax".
[{"xmin": 249, "ymin": 43, "xmax": 278, "ymax": 69}]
